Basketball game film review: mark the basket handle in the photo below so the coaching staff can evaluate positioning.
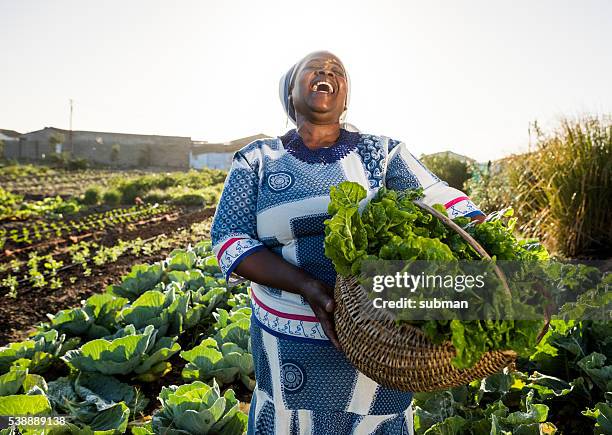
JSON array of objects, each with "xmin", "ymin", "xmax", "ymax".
[{"xmin": 413, "ymin": 200, "xmax": 512, "ymax": 298}]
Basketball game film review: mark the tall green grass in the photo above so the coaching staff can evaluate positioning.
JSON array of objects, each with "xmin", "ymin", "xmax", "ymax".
[{"xmin": 509, "ymin": 116, "xmax": 610, "ymax": 257}]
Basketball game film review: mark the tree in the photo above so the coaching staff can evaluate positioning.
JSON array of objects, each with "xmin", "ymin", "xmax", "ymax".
[
  {"xmin": 420, "ymin": 153, "xmax": 472, "ymax": 191},
  {"xmin": 48, "ymin": 132, "xmax": 66, "ymax": 157},
  {"xmin": 0, "ymin": 139, "xmax": 4, "ymax": 160},
  {"xmin": 110, "ymin": 143, "xmax": 121, "ymax": 164}
]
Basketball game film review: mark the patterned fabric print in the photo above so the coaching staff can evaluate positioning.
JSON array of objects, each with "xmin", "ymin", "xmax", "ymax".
[
  {"xmin": 290, "ymin": 214, "xmax": 336, "ymax": 287},
  {"xmin": 277, "ymin": 334, "xmax": 358, "ymax": 411},
  {"xmin": 281, "ymin": 361, "xmax": 307, "ymax": 392},
  {"xmin": 445, "ymin": 198, "xmax": 482, "ymax": 219},
  {"xmin": 257, "ymin": 154, "xmax": 345, "ymax": 213},
  {"xmin": 369, "ymin": 385, "xmax": 414, "ymax": 415},
  {"xmin": 252, "ymin": 303, "xmax": 327, "ymax": 342},
  {"xmin": 387, "ymin": 138, "xmax": 402, "ymax": 152},
  {"xmin": 211, "ymin": 166, "xmax": 259, "ymax": 246},
  {"xmin": 240, "ymin": 137, "xmax": 282, "ymax": 158},
  {"xmin": 311, "ymin": 412, "xmax": 364, "ymax": 435},
  {"xmin": 217, "ymin": 238, "xmax": 264, "ymax": 280},
  {"xmin": 373, "ymin": 414, "xmax": 411, "ymax": 435},
  {"xmin": 282, "ymin": 129, "xmax": 361, "ymax": 164},
  {"xmin": 412, "ymin": 152, "xmax": 441, "ymax": 183},
  {"xmin": 355, "ymin": 134, "xmax": 386, "ymax": 188},
  {"xmin": 250, "ymin": 318, "xmax": 274, "ymax": 397},
  {"xmin": 254, "ymin": 399, "xmax": 276, "ymax": 434},
  {"xmin": 247, "ymin": 390, "xmax": 258, "ymax": 434},
  {"xmin": 386, "ymin": 154, "xmax": 422, "ymax": 191},
  {"xmin": 289, "ymin": 411, "xmax": 299, "ymax": 435},
  {"xmin": 296, "ymin": 235, "xmax": 336, "ymax": 287}
]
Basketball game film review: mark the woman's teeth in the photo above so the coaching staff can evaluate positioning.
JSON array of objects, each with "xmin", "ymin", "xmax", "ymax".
[{"xmin": 311, "ymin": 81, "xmax": 334, "ymax": 93}]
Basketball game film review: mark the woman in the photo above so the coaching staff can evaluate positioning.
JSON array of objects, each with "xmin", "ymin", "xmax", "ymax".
[{"xmin": 211, "ymin": 51, "xmax": 485, "ymax": 434}]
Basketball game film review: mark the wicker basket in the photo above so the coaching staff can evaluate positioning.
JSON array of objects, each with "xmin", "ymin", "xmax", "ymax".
[{"xmin": 333, "ymin": 200, "xmax": 526, "ymax": 392}]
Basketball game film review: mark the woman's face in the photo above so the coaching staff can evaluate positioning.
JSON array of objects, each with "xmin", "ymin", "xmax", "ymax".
[{"xmin": 290, "ymin": 51, "xmax": 348, "ymax": 125}]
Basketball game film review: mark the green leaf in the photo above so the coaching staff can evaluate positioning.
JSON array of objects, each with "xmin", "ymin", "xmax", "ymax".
[
  {"xmin": 577, "ymin": 352, "xmax": 612, "ymax": 392},
  {"xmin": 61, "ymin": 325, "xmax": 156, "ymax": 375},
  {"xmin": 153, "ymin": 380, "xmax": 247, "ymax": 435},
  {"xmin": 327, "ymin": 182, "xmax": 367, "ymax": 215},
  {"xmin": 167, "ymin": 249, "xmax": 197, "ymax": 272},
  {"xmin": 0, "ymin": 368, "xmax": 28, "ymax": 396},
  {"xmin": 583, "ymin": 402, "xmax": 612, "ymax": 434},
  {"xmin": 422, "ymin": 415, "xmax": 467, "ymax": 434},
  {"xmin": 47, "ymin": 308, "xmax": 93, "ymax": 336},
  {"xmin": 0, "ymin": 394, "xmax": 52, "ymax": 416},
  {"xmin": 109, "ymin": 264, "xmax": 164, "ymax": 300}
]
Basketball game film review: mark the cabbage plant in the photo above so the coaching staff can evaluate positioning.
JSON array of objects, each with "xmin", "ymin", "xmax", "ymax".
[
  {"xmin": 61, "ymin": 324, "xmax": 180, "ymax": 381},
  {"xmin": 181, "ymin": 338, "xmax": 254, "ymax": 391},
  {"xmin": 0, "ymin": 368, "xmax": 52, "ymax": 420},
  {"xmin": 44, "ymin": 293, "xmax": 128, "ymax": 339},
  {"xmin": 47, "ymin": 373, "xmax": 148, "ymax": 434},
  {"xmin": 0, "ymin": 330, "xmax": 77, "ymax": 375},
  {"xmin": 152, "ymin": 380, "xmax": 247, "ymax": 435}
]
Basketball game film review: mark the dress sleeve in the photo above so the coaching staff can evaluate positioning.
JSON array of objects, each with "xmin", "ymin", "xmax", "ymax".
[
  {"xmin": 211, "ymin": 151, "xmax": 265, "ymax": 282},
  {"xmin": 384, "ymin": 141, "xmax": 485, "ymax": 219}
]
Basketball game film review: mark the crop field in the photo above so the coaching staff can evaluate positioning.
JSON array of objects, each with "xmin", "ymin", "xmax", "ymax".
[{"xmin": 0, "ymin": 164, "xmax": 225, "ymax": 345}]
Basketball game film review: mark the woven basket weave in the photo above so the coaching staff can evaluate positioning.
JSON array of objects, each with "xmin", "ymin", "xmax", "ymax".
[
  {"xmin": 333, "ymin": 200, "xmax": 523, "ymax": 392},
  {"xmin": 334, "ymin": 275, "xmax": 517, "ymax": 392}
]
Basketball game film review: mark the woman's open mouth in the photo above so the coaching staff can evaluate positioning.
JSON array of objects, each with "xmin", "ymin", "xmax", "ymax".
[{"xmin": 311, "ymin": 80, "xmax": 335, "ymax": 94}]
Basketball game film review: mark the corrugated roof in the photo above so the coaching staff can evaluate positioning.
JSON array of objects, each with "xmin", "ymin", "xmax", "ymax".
[
  {"xmin": 0, "ymin": 129, "xmax": 22, "ymax": 138},
  {"xmin": 191, "ymin": 133, "xmax": 271, "ymax": 154},
  {"xmin": 25, "ymin": 126, "xmax": 191, "ymax": 140}
]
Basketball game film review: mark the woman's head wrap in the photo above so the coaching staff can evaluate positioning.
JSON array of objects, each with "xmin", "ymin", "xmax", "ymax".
[{"xmin": 278, "ymin": 53, "xmax": 357, "ymax": 131}]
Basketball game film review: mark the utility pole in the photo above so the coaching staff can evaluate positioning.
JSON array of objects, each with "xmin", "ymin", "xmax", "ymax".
[{"xmin": 69, "ymin": 99, "xmax": 74, "ymax": 154}]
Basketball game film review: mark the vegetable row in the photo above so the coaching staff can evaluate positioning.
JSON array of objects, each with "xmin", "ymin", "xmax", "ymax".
[{"xmin": 0, "ymin": 243, "xmax": 252, "ymax": 434}]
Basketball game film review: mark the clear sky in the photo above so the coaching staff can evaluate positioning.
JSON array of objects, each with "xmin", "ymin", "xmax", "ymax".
[{"xmin": 1, "ymin": 0, "xmax": 611, "ymax": 161}]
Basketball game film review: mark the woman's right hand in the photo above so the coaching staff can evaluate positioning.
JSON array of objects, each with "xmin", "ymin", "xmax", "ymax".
[
  {"xmin": 300, "ymin": 279, "xmax": 341, "ymax": 350},
  {"xmin": 234, "ymin": 248, "xmax": 341, "ymax": 349}
]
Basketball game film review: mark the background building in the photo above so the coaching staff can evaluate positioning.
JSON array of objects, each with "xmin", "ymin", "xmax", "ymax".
[
  {"xmin": 1, "ymin": 127, "xmax": 269, "ymax": 170},
  {"xmin": 0, "ymin": 129, "xmax": 22, "ymax": 159}
]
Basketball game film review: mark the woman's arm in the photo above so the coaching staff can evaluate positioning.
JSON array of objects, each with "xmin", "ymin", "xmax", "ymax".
[
  {"xmin": 211, "ymin": 150, "xmax": 340, "ymax": 348},
  {"xmin": 234, "ymin": 250, "xmax": 340, "ymax": 348},
  {"xmin": 385, "ymin": 140, "xmax": 486, "ymax": 221}
]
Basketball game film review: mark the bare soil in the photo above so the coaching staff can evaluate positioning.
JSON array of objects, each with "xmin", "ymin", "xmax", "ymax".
[{"xmin": 0, "ymin": 208, "xmax": 215, "ymax": 346}]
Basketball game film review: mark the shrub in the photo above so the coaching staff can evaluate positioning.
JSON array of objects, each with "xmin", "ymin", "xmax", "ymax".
[
  {"xmin": 82, "ymin": 187, "xmax": 102, "ymax": 205},
  {"xmin": 420, "ymin": 153, "xmax": 472, "ymax": 191},
  {"xmin": 102, "ymin": 189, "xmax": 121, "ymax": 206},
  {"xmin": 171, "ymin": 192, "xmax": 206, "ymax": 206},
  {"xmin": 465, "ymin": 160, "xmax": 515, "ymax": 213},
  {"xmin": 66, "ymin": 157, "xmax": 89, "ymax": 170}
]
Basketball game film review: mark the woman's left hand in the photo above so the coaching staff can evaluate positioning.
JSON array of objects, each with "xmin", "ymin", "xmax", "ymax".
[{"xmin": 471, "ymin": 214, "xmax": 486, "ymax": 224}]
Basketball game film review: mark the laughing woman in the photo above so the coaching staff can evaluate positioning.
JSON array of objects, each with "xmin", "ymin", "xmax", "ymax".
[{"xmin": 211, "ymin": 51, "xmax": 484, "ymax": 435}]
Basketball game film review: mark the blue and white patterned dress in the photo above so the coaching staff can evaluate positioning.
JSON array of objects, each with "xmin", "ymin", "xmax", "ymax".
[{"xmin": 211, "ymin": 129, "xmax": 483, "ymax": 435}]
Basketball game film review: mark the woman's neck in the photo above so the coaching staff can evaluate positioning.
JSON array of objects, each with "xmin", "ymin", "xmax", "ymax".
[{"xmin": 296, "ymin": 121, "xmax": 341, "ymax": 150}]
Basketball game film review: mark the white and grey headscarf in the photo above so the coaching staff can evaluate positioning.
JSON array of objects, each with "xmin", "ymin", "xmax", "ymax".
[{"xmin": 278, "ymin": 53, "xmax": 358, "ymax": 132}]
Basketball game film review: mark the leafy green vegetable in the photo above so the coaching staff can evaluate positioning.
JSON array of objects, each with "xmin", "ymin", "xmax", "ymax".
[
  {"xmin": 152, "ymin": 380, "xmax": 247, "ymax": 435},
  {"xmin": 0, "ymin": 367, "xmax": 47, "ymax": 397},
  {"xmin": 47, "ymin": 373, "xmax": 146, "ymax": 433},
  {"xmin": 0, "ymin": 394, "xmax": 52, "ymax": 417},
  {"xmin": 61, "ymin": 325, "xmax": 180, "ymax": 380},
  {"xmin": 166, "ymin": 249, "xmax": 197, "ymax": 272},
  {"xmin": 181, "ymin": 338, "xmax": 254, "ymax": 391},
  {"xmin": 109, "ymin": 264, "xmax": 164, "ymax": 300},
  {"xmin": 119, "ymin": 287, "xmax": 188, "ymax": 337},
  {"xmin": 324, "ymin": 182, "xmax": 551, "ymax": 368},
  {"xmin": 583, "ymin": 402, "xmax": 612, "ymax": 435},
  {"xmin": 0, "ymin": 330, "xmax": 75, "ymax": 375}
]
